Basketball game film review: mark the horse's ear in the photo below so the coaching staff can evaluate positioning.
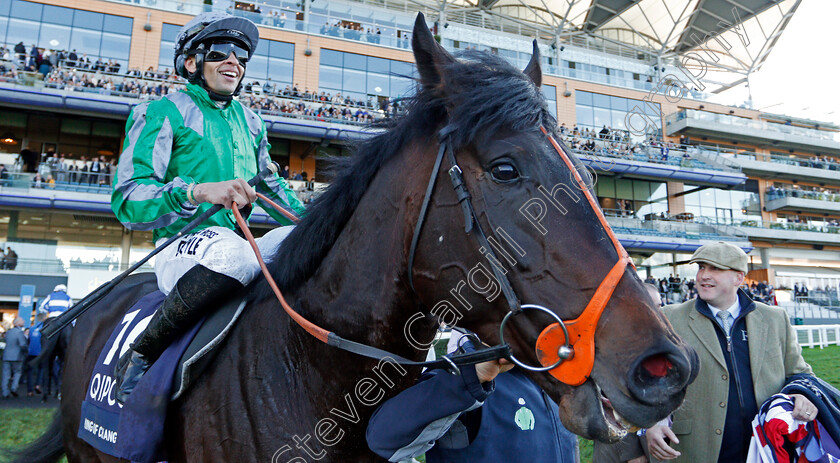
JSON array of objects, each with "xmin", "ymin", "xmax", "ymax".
[
  {"xmin": 523, "ymin": 40, "xmax": 542, "ymax": 88},
  {"xmin": 412, "ymin": 12, "xmax": 455, "ymax": 92}
]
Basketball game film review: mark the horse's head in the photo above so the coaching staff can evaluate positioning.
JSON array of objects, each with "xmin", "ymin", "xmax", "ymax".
[{"xmin": 407, "ymin": 13, "xmax": 698, "ymax": 442}]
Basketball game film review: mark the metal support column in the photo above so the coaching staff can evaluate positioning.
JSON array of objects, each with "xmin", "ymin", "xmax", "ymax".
[
  {"xmin": 438, "ymin": 0, "xmax": 446, "ymax": 43},
  {"xmin": 759, "ymin": 247, "xmax": 771, "ymax": 270},
  {"xmin": 7, "ymin": 211, "xmax": 18, "ymax": 239},
  {"xmin": 672, "ymin": 253, "xmax": 678, "ymax": 276},
  {"xmin": 120, "ymin": 228, "xmax": 132, "ymax": 272}
]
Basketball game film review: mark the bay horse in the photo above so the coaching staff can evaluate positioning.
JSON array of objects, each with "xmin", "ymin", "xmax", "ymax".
[{"xmin": 12, "ymin": 13, "xmax": 698, "ymax": 463}]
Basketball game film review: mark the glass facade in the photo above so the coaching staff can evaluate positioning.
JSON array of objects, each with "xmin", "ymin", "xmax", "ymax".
[
  {"xmin": 596, "ymin": 177, "xmax": 668, "ymax": 217},
  {"xmin": 246, "ymin": 39, "xmax": 294, "ymax": 87},
  {"xmin": 575, "ymin": 90, "xmax": 661, "ymax": 140},
  {"xmin": 682, "ymin": 181, "xmax": 761, "ymax": 224},
  {"xmin": 158, "ymin": 23, "xmax": 180, "ymax": 73},
  {"xmin": 0, "ymin": 0, "xmax": 132, "ymax": 70},
  {"xmin": 542, "ymin": 84, "xmax": 557, "ymax": 119},
  {"xmin": 319, "ymin": 49, "xmax": 414, "ymax": 102},
  {"xmin": 0, "ymin": 108, "xmax": 122, "ymax": 159},
  {"xmin": 441, "ymin": 39, "xmax": 559, "ymax": 71},
  {"xmin": 158, "ymin": 23, "xmax": 294, "ymax": 87}
]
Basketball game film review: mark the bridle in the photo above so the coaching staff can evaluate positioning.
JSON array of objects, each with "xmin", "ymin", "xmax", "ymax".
[
  {"xmin": 405, "ymin": 124, "xmax": 633, "ymax": 385},
  {"xmin": 237, "ymin": 123, "xmax": 633, "ymax": 385}
]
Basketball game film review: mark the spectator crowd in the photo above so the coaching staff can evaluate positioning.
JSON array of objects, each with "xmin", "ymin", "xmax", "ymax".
[
  {"xmin": 644, "ymin": 274, "xmax": 778, "ymax": 306},
  {"xmin": 557, "ymin": 122, "xmax": 696, "ymax": 167},
  {"xmin": 0, "ymin": 42, "xmax": 402, "ymax": 127},
  {"xmin": 0, "ymin": 247, "xmax": 17, "ymax": 270},
  {"xmin": 766, "ymin": 183, "xmax": 840, "ymax": 202}
]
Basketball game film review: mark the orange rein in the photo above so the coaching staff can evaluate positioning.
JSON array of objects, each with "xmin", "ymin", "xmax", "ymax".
[
  {"xmin": 236, "ymin": 127, "xmax": 635, "ymax": 386},
  {"xmin": 231, "ymin": 198, "xmax": 330, "ymax": 343}
]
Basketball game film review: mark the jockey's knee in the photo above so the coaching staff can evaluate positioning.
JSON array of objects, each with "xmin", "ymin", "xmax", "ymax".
[
  {"xmin": 258, "ymin": 226, "xmax": 295, "ymax": 263},
  {"xmin": 200, "ymin": 237, "xmax": 260, "ymax": 286}
]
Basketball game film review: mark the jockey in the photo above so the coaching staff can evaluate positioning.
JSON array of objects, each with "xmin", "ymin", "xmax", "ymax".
[
  {"xmin": 111, "ymin": 12, "xmax": 305, "ymax": 404},
  {"xmin": 38, "ymin": 284, "xmax": 73, "ymax": 319}
]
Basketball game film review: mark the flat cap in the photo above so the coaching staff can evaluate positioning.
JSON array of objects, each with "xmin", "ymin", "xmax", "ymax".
[{"xmin": 690, "ymin": 242, "xmax": 748, "ymax": 273}]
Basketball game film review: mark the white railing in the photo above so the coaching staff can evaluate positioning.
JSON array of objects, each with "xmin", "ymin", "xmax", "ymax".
[{"xmin": 797, "ymin": 325, "xmax": 840, "ymax": 349}]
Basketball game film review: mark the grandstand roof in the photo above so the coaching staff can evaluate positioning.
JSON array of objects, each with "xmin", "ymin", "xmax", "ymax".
[{"xmin": 427, "ymin": 0, "xmax": 801, "ymax": 92}]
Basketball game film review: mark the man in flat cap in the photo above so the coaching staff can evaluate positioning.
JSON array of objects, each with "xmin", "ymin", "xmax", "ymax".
[{"xmin": 645, "ymin": 242, "xmax": 816, "ymax": 463}]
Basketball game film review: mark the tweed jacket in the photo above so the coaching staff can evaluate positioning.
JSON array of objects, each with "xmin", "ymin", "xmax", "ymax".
[{"xmin": 662, "ymin": 297, "xmax": 811, "ymax": 462}]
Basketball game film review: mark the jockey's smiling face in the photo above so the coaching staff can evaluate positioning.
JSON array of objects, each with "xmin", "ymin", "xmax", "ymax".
[{"xmin": 184, "ymin": 46, "xmax": 245, "ymax": 96}]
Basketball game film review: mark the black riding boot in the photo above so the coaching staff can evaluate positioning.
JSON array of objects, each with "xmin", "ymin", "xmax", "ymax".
[{"xmin": 114, "ymin": 265, "xmax": 243, "ymax": 404}]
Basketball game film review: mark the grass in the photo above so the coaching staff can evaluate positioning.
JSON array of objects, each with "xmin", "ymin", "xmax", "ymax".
[
  {"xmin": 2, "ymin": 346, "xmax": 838, "ymax": 463},
  {"xmin": 0, "ymin": 408, "xmax": 66, "ymax": 463},
  {"xmin": 0, "ymin": 408, "xmax": 56, "ymax": 448},
  {"xmin": 801, "ymin": 343, "xmax": 840, "ymax": 387}
]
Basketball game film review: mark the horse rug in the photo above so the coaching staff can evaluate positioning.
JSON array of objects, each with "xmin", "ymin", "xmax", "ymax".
[{"xmin": 78, "ymin": 290, "xmax": 247, "ymax": 462}]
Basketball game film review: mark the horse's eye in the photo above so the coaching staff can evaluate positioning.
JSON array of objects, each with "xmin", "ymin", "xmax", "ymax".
[{"xmin": 490, "ymin": 163, "xmax": 519, "ymax": 182}]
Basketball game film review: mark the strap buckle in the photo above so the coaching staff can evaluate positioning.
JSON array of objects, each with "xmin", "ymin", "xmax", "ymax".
[{"xmin": 440, "ymin": 356, "xmax": 460, "ymax": 375}]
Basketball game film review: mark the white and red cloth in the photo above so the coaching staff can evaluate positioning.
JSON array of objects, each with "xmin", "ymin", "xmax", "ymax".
[{"xmin": 748, "ymin": 394, "xmax": 840, "ymax": 463}]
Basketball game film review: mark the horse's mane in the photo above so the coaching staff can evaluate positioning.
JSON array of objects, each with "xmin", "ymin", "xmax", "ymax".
[{"xmin": 266, "ymin": 50, "xmax": 557, "ymax": 291}]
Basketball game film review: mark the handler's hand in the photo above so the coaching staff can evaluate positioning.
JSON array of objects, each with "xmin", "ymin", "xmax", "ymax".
[
  {"xmin": 646, "ymin": 424, "xmax": 681, "ymax": 460},
  {"xmin": 628, "ymin": 456, "xmax": 648, "ymax": 463},
  {"xmin": 475, "ymin": 358, "xmax": 513, "ymax": 383},
  {"xmin": 193, "ymin": 179, "xmax": 256, "ymax": 210},
  {"xmin": 790, "ymin": 393, "xmax": 818, "ymax": 422}
]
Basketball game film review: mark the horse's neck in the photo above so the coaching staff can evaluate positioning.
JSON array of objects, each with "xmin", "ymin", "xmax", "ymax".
[
  {"xmin": 242, "ymin": 149, "xmax": 439, "ymax": 454},
  {"xmin": 295, "ymin": 150, "xmax": 431, "ymax": 356}
]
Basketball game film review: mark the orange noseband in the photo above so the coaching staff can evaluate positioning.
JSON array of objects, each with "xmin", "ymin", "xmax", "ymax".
[{"xmin": 532, "ymin": 127, "xmax": 634, "ymax": 386}]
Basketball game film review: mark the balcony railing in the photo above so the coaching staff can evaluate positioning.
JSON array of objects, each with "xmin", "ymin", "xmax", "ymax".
[
  {"xmin": 766, "ymin": 154, "xmax": 840, "ymax": 170},
  {"xmin": 667, "ymin": 110, "xmax": 840, "ymax": 143},
  {"xmin": 94, "ymin": 0, "xmax": 719, "ymax": 98},
  {"xmin": 766, "ymin": 188, "xmax": 840, "ymax": 203},
  {"xmin": 561, "ymin": 129, "xmax": 737, "ymax": 173},
  {"xmin": 0, "ymin": 257, "xmax": 153, "ymax": 275},
  {"xmin": 692, "ymin": 145, "xmax": 840, "ymax": 173},
  {"xmin": 0, "ymin": 66, "xmax": 394, "ymax": 128},
  {"xmin": 0, "ymin": 171, "xmax": 113, "ymax": 193},
  {"xmin": 605, "ymin": 211, "xmax": 749, "ymax": 243},
  {"xmin": 690, "ymin": 215, "xmax": 840, "ymax": 236}
]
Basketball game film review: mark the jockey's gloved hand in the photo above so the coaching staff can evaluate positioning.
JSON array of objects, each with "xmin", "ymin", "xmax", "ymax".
[{"xmin": 193, "ymin": 178, "xmax": 257, "ymax": 209}]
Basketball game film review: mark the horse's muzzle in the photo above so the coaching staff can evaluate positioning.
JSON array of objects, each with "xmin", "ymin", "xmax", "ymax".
[{"xmin": 625, "ymin": 341, "xmax": 700, "ymax": 407}]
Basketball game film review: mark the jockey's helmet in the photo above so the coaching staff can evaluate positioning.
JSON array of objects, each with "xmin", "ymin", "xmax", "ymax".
[
  {"xmin": 174, "ymin": 12, "xmax": 259, "ymax": 96},
  {"xmin": 54, "ymin": 284, "xmax": 67, "ymax": 292}
]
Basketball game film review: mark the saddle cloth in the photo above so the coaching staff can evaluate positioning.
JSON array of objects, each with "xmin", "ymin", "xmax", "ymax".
[{"xmin": 78, "ymin": 290, "xmax": 247, "ymax": 462}]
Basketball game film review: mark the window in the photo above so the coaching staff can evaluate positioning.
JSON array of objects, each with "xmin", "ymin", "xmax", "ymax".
[
  {"xmin": 575, "ymin": 91, "xmax": 661, "ymax": 140},
  {"xmin": 0, "ymin": 1, "xmax": 132, "ymax": 69},
  {"xmin": 158, "ymin": 23, "xmax": 181, "ymax": 72},
  {"xmin": 319, "ymin": 49, "xmax": 415, "ymax": 101},
  {"xmin": 596, "ymin": 179, "xmax": 667, "ymax": 217},
  {"xmin": 682, "ymin": 184, "xmax": 761, "ymax": 224},
  {"xmin": 73, "ymin": 10, "xmax": 103, "ymax": 30},
  {"xmin": 542, "ymin": 85, "xmax": 557, "ymax": 119},
  {"xmin": 41, "ymin": 5, "xmax": 70, "ymax": 25}
]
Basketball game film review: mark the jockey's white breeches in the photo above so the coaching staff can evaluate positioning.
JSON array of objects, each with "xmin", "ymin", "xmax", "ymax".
[{"xmin": 154, "ymin": 225, "xmax": 294, "ymax": 295}]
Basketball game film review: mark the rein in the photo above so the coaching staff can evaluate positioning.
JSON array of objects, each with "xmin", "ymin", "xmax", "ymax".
[
  {"xmin": 239, "ymin": 124, "xmax": 632, "ymax": 384},
  {"xmin": 232, "ymin": 200, "xmax": 509, "ymax": 375}
]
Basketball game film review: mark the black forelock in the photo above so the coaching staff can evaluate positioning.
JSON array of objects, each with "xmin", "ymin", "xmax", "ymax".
[
  {"xmin": 262, "ymin": 49, "xmax": 553, "ymax": 293},
  {"xmin": 438, "ymin": 50, "xmax": 556, "ymax": 148}
]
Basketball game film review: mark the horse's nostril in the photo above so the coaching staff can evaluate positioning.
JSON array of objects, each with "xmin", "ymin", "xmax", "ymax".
[{"xmin": 641, "ymin": 354, "xmax": 673, "ymax": 378}]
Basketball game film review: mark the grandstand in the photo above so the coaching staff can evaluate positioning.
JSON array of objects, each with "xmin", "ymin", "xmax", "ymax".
[{"xmin": 0, "ymin": 0, "xmax": 839, "ymax": 325}]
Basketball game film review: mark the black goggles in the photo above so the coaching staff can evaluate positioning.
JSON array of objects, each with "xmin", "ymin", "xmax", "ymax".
[{"xmin": 199, "ymin": 42, "xmax": 249, "ymax": 66}]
